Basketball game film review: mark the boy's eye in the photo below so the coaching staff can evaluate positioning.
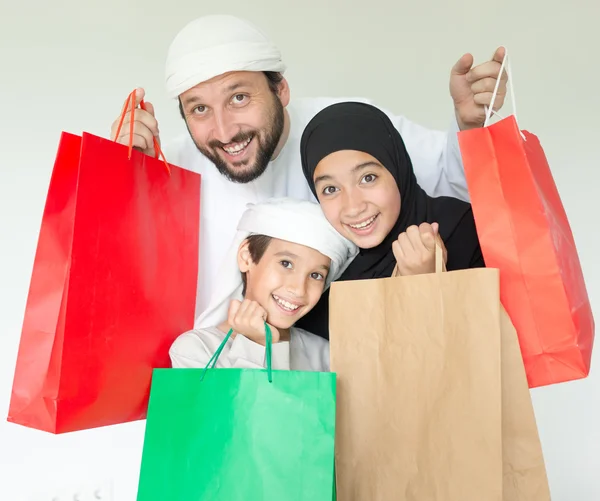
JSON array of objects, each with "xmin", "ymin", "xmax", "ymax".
[
  {"xmin": 322, "ymin": 186, "xmax": 338, "ymax": 195},
  {"xmin": 280, "ymin": 260, "xmax": 292, "ymax": 269},
  {"xmin": 310, "ymin": 272, "xmax": 325, "ymax": 281},
  {"xmin": 361, "ymin": 174, "xmax": 377, "ymax": 184}
]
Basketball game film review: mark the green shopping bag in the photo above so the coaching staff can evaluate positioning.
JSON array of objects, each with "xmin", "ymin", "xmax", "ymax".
[{"xmin": 136, "ymin": 324, "xmax": 337, "ymax": 501}]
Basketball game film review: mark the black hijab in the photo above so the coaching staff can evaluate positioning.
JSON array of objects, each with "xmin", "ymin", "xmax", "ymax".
[{"xmin": 295, "ymin": 102, "xmax": 484, "ymax": 339}]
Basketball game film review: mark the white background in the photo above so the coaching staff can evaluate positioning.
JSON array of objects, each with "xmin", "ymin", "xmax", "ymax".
[{"xmin": 1, "ymin": 0, "xmax": 598, "ymax": 499}]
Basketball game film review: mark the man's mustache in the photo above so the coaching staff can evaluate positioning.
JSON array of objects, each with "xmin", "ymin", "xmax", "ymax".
[{"xmin": 208, "ymin": 131, "xmax": 256, "ymax": 150}]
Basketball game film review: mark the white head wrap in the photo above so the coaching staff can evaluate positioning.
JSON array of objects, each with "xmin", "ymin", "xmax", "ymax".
[
  {"xmin": 165, "ymin": 15, "xmax": 287, "ymax": 99},
  {"xmin": 194, "ymin": 198, "xmax": 358, "ymax": 329}
]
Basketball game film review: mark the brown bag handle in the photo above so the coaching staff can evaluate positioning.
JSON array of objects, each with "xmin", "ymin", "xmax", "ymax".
[{"xmin": 392, "ymin": 237, "xmax": 446, "ymax": 278}]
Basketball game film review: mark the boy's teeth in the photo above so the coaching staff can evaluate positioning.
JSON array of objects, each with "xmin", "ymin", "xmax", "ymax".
[
  {"xmin": 273, "ymin": 295, "xmax": 299, "ymax": 311},
  {"xmin": 223, "ymin": 136, "xmax": 252, "ymax": 154},
  {"xmin": 349, "ymin": 215, "xmax": 376, "ymax": 229}
]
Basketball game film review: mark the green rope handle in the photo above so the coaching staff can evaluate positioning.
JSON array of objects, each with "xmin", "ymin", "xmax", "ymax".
[{"xmin": 199, "ymin": 323, "xmax": 273, "ymax": 383}]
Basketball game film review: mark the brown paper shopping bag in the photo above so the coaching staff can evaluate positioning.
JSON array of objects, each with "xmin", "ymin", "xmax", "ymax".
[
  {"xmin": 329, "ymin": 245, "xmax": 549, "ymax": 501},
  {"xmin": 500, "ymin": 309, "xmax": 551, "ymax": 500}
]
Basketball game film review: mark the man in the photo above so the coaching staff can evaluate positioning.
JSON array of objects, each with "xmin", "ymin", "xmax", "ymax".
[{"xmin": 110, "ymin": 14, "xmax": 507, "ymax": 317}]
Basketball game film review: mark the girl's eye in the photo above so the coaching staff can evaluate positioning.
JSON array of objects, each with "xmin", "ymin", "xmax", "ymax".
[
  {"xmin": 310, "ymin": 272, "xmax": 325, "ymax": 281},
  {"xmin": 361, "ymin": 174, "xmax": 377, "ymax": 184},
  {"xmin": 280, "ymin": 260, "xmax": 292, "ymax": 269},
  {"xmin": 322, "ymin": 186, "xmax": 338, "ymax": 195}
]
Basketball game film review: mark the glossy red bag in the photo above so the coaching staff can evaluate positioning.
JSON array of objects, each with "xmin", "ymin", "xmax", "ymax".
[
  {"xmin": 7, "ymin": 96, "xmax": 201, "ymax": 433},
  {"xmin": 457, "ymin": 57, "xmax": 594, "ymax": 388}
]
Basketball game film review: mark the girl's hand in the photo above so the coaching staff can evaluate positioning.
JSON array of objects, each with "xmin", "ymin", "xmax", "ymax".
[{"xmin": 392, "ymin": 222, "xmax": 446, "ymax": 276}]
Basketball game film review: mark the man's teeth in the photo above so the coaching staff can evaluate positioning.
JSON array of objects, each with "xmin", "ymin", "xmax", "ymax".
[
  {"xmin": 223, "ymin": 136, "xmax": 252, "ymax": 155},
  {"xmin": 273, "ymin": 295, "xmax": 300, "ymax": 312},
  {"xmin": 349, "ymin": 215, "xmax": 377, "ymax": 229}
]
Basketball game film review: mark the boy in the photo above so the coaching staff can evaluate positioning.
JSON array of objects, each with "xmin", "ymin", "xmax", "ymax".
[{"xmin": 169, "ymin": 198, "xmax": 357, "ymax": 371}]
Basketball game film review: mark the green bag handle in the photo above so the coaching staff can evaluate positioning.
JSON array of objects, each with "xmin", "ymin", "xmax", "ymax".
[{"xmin": 200, "ymin": 322, "xmax": 273, "ymax": 383}]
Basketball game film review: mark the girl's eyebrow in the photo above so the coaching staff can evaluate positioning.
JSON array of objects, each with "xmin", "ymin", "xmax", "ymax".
[
  {"xmin": 314, "ymin": 161, "xmax": 382, "ymax": 185},
  {"xmin": 352, "ymin": 161, "xmax": 382, "ymax": 173}
]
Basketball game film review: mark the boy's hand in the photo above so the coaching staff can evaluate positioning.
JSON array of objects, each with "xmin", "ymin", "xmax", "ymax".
[
  {"xmin": 392, "ymin": 222, "xmax": 446, "ymax": 276},
  {"xmin": 227, "ymin": 299, "xmax": 280, "ymax": 345}
]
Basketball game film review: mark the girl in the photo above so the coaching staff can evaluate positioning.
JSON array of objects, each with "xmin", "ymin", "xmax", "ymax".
[{"xmin": 296, "ymin": 102, "xmax": 484, "ymax": 339}]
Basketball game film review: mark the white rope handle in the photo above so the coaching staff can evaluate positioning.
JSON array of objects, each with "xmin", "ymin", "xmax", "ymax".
[{"xmin": 483, "ymin": 48, "xmax": 525, "ymax": 140}]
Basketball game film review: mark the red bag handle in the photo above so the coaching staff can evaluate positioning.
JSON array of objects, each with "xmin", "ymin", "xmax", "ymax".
[{"xmin": 113, "ymin": 90, "xmax": 171, "ymax": 175}]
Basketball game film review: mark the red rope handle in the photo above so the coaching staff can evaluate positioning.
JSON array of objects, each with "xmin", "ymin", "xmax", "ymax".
[{"xmin": 113, "ymin": 90, "xmax": 171, "ymax": 175}]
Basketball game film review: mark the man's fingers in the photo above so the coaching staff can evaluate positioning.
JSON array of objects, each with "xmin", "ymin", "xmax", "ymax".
[
  {"xmin": 466, "ymin": 60, "xmax": 502, "ymax": 83},
  {"xmin": 143, "ymin": 100, "xmax": 157, "ymax": 120},
  {"xmin": 474, "ymin": 92, "xmax": 506, "ymax": 109},
  {"xmin": 451, "ymin": 53, "xmax": 474, "ymax": 76},
  {"xmin": 120, "ymin": 88, "xmax": 145, "ymax": 113},
  {"xmin": 469, "ymin": 77, "xmax": 500, "ymax": 95},
  {"xmin": 492, "ymin": 46, "xmax": 506, "ymax": 64}
]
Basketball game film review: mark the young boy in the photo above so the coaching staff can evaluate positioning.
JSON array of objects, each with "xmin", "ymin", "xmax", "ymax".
[{"xmin": 169, "ymin": 198, "xmax": 358, "ymax": 371}]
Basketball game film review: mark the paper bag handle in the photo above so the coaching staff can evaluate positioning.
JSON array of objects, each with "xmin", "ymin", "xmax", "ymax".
[
  {"xmin": 200, "ymin": 322, "xmax": 274, "ymax": 383},
  {"xmin": 112, "ymin": 89, "xmax": 171, "ymax": 175},
  {"xmin": 483, "ymin": 48, "xmax": 526, "ymax": 141},
  {"xmin": 392, "ymin": 240, "xmax": 446, "ymax": 278}
]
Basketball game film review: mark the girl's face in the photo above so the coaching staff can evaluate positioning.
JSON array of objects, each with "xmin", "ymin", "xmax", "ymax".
[{"xmin": 313, "ymin": 150, "xmax": 401, "ymax": 249}]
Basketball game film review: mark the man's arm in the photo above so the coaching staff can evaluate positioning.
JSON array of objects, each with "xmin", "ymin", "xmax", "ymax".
[
  {"xmin": 387, "ymin": 113, "xmax": 469, "ymax": 202},
  {"xmin": 383, "ymin": 47, "xmax": 509, "ymax": 203}
]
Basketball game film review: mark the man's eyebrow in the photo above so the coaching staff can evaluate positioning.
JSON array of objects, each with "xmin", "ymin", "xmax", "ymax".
[
  {"xmin": 180, "ymin": 81, "xmax": 254, "ymax": 107},
  {"xmin": 222, "ymin": 81, "xmax": 253, "ymax": 93}
]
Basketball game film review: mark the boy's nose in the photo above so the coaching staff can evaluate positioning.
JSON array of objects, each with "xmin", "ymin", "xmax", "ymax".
[{"xmin": 286, "ymin": 276, "xmax": 307, "ymax": 298}]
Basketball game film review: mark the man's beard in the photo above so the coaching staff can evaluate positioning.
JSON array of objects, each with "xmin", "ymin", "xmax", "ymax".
[{"xmin": 190, "ymin": 96, "xmax": 285, "ymax": 184}]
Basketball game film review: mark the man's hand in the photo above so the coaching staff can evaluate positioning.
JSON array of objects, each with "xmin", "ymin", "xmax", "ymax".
[
  {"xmin": 450, "ymin": 47, "xmax": 508, "ymax": 130},
  {"xmin": 110, "ymin": 88, "xmax": 161, "ymax": 156},
  {"xmin": 227, "ymin": 299, "xmax": 280, "ymax": 345}
]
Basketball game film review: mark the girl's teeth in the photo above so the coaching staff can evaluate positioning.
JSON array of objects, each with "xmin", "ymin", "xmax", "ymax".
[{"xmin": 350, "ymin": 215, "xmax": 376, "ymax": 229}]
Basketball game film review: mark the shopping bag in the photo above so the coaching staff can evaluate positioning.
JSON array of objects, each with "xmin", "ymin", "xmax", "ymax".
[
  {"xmin": 457, "ymin": 53, "xmax": 594, "ymax": 387},
  {"xmin": 137, "ymin": 324, "xmax": 336, "ymax": 501},
  {"xmin": 500, "ymin": 308, "xmax": 551, "ymax": 500},
  {"xmin": 329, "ymin": 245, "xmax": 549, "ymax": 500},
  {"xmin": 7, "ymin": 92, "xmax": 201, "ymax": 433}
]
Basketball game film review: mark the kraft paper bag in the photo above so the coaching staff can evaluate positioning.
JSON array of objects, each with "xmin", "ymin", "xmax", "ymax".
[
  {"xmin": 329, "ymin": 246, "xmax": 550, "ymax": 500},
  {"xmin": 500, "ymin": 308, "xmax": 551, "ymax": 500}
]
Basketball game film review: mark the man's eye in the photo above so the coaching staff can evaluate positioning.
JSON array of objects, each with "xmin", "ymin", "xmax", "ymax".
[
  {"xmin": 192, "ymin": 105, "xmax": 207, "ymax": 114},
  {"xmin": 232, "ymin": 94, "xmax": 247, "ymax": 104}
]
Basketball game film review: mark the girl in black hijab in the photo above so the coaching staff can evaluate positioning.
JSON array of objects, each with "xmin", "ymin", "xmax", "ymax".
[{"xmin": 295, "ymin": 102, "xmax": 484, "ymax": 340}]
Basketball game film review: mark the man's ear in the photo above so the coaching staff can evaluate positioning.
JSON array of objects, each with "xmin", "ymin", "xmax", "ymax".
[
  {"xmin": 277, "ymin": 77, "xmax": 291, "ymax": 108},
  {"xmin": 238, "ymin": 239, "xmax": 254, "ymax": 273}
]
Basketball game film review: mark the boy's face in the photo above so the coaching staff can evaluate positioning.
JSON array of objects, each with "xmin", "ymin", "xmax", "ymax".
[{"xmin": 238, "ymin": 238, "xmax": 331, "ymax": 330}]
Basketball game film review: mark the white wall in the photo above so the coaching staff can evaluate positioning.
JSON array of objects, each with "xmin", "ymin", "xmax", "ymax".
[{"xmin": 1, "ymin": 0, "xmax": 598, "ymax": 499}]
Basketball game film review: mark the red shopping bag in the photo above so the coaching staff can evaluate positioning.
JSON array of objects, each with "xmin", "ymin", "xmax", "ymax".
[
  {"xmin": 7, "ymin": 93, "xmax": 201, "ymax": 433},
  {"xmin": 457, "ymin": 61, "xmax": 594, "ymax": 387}
]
